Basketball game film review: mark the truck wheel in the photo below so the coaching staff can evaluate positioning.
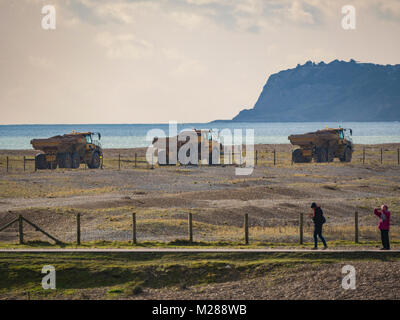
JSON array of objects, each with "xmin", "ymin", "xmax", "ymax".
[
  {"xmin": 48, "ymin": 162, "xmax": 57, "ymax": 170},
  {"xmin": 327, "ymin": 148, "xmax": 335, "ymax": 162},
  {"xmin": 157, "ymin": 149, "xmax": 168, "ymax": 166},
  {"xmin": 57, "ymin": 153, "xmax": 72, "ymax": 168},
  {"xmin": 64, "ymin": 153, "xmax": 72, "ymax": 168},
  {"xmin": 181, "ymin": 148, "xmax": 198, "ymax": 166},
  {"xmin": 35, "ymin": 154, "xmax": 48, "ymax": 170},
  {"xmin": 315, "ymin": 148, "xmax": 328, "ymax": 163},
  {"xmin": 209, "ymin": 147, "xmax": 220, "ymax": 165},
  {"xmin": 292, "ymin": 149, "xmax": 311, "ymax": 163},
  {"xmin": 340, "ymin": 147, "xmax": 352, "ymax": 162},
  {"xmin": 71, "ymin": 152, "xmax": 80, "ymax": 169},
  {"xmin": 292, "ymin": 149, "xmax": 303, "ymax": 163},
  {"xmin": 88, "ymin": 152, "xmax": 101, "ymax": 169}
]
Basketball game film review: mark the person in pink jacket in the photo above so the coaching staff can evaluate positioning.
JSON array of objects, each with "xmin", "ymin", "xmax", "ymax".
[{"xmin": 374, "ymin": 205, "xmax": 391, "ymax": 250}]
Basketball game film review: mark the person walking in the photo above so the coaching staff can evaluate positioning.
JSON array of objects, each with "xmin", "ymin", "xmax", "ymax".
[
  {"xmin": 310, "ymin": 202, "xmax": 327, "ymax": 250},
  {"xmin": 374, "ymin": 205, "xmax": 391, "ymax": 250}
]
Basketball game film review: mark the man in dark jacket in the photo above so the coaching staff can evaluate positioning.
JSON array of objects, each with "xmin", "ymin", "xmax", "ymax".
[{"xmin": 310, "ymin": 202, "xmax": 327, "ymax": 250}]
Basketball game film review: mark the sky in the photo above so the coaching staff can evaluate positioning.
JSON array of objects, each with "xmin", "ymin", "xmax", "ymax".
[{"xmin": 0, "ymin": 0, "xmax": 399, "ymax": 124}]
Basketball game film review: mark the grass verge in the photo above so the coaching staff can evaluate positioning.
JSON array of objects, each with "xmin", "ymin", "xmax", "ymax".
[{"xmin": 1, "ymin": 251, "xmax": 399, "ymax": 299}]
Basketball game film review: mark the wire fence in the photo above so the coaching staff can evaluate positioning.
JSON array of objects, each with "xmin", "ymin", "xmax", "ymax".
[
  {"xmin": 0, "ymin": 146, "xmax": 399, "ymax": 173},
  {"xmin": 0, "ymin": 210, "xmax": 398, "ymax": 246}
]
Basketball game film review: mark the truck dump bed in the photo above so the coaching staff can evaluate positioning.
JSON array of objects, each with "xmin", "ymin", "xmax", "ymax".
[
  {"xmin": 288, "ymin": 129, "xmax": 340, "ymax": 147},
  {"xmin": 31, "ymin": 134, "xmax": 86, "ymax": 153}
]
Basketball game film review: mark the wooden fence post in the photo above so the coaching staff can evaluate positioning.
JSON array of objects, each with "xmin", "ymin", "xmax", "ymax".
[
  {"xmin": 76, "ymin": 213, "xmax": 81, "ymax": 245},
  {"xmin": 135, "ymin": 153, "xmax": 137, "ymax": 168},
  {"xmin": 23, "ymin": 156, "xmax": 26, "ymax": 172},
  {"xmin": 273, "ymin": 149, "xmax": 276, "ymax": 166},
  {"xmin": 18, "ymin": 215, "xmax": 23, "ymax": 244},
  {"xmin": 6, "ymin": 156, "xmax": 9, "ymax": 172},
  {"xmin": 380, "ymin": 148, "xmax": 383, "ymax": 164},
  {"xmin": 255, "ymin": 150, "xmax": 258, "ymax": 166},
  {"xmin": 362, "ymin": 147, "xmax": 365, "ymax": 165},
  {"xmin": 299, "ymin": 213, "xmax": 303, "ymax": 245},
  {"xmin": 244, "ymin": 213, "xmax": 249, "ymax": 245},
  {"xmin": 118, "ymin": 154, "xmax": 121, "ymax": 170},
  {"xmin": 355, "ymin": 211, "xmax": 359, "ymax": 244},
  {"xmin": 132, "ymin": 212, "xmax": 137, "ymax": 244},
  {"xmin": 398, "ymin": 148, "xmax": 399, "ymax": 165},
  {"xmin": 188, "ymin": 212, "xmax": 193, "ymax": 243}
]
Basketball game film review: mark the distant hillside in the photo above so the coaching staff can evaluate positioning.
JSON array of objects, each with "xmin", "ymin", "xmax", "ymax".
[{"xmin": 232, "ymin": 60, "xmax": 400, "ymax": 122}]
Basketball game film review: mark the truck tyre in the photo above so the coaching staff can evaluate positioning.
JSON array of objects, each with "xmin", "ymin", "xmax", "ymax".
[
  {"xmin": 183, "ymin": 148, "xmax": 197, "ymax": 166},
  {"xmin": 315, "ymin": 148, "xmax": 328, "ymax": 163},
  {"xmin": 327, "ymin": 148, "xmax": 335, "ymax": 162},
  {"xmin": 88, "ymin": 152, "xmax": 101, "ymax": 169},
  {"xmin": 340, "ymin": 147, "xmax": 352, "ymax": 162},
  {"xmin": 35, "ymin": 154, "xmax": 48, "ymax": 170},
  {"xmin": 71, "ymin": 152, "xmax": 80, "ymax": 169},
  {"xmin": 57, "ymin": 153, "xmax": 72, "ymax": 168},
  {"xmin": 209, "ymin": 147, "xmax": 220, "ymax": 165},
  {"xmin": 49, "ymin": 162, "xmax": 57, "ymax": 169},
  {"xmin": 292, "ymin": 149, "xmax": 311, "ymax": 163},
  {"xmin": 292, "ymin": 149, "xmax": 303, "ymax": 163},
  {"xmin": 158, "ymin": 149, "xmax": 168, "ymax": 166}
]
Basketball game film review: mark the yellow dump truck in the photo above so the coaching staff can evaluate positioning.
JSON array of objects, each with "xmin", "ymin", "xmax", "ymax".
[
  {"xmin": 152, "ymin": 129, "xmax": 222, "ymax": 165},
  {"xmin": 30, "ymin": 132, "xmax": 103, "ymax": 169},
  {"xmin": 288, "ymin": 128, "xmax": 353, "ymax": 163}
]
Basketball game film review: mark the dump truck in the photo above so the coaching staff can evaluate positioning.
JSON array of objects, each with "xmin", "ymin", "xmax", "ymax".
[
  {"xmin": 288, "ymin": 128, "xmax": 353, "ymax": 163},
  {"xmin": 152, "ymin": 129, "xmax": 222, "ymax": 165},
  {"xmin": 30, "ymin": 132, "xmax": 103, "ymax": 170}
]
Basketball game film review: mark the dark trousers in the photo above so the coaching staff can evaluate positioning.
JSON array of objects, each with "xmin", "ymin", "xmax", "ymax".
[
  {"xmin": 313, "ymin": 224, "xmax": 327, "ymax": 248},
  {"xmin": 380, "ymin": 229, "xmax": 390, "ymax": 249}
]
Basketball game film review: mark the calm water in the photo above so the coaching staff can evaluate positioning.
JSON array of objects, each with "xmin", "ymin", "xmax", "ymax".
[{"xmin": 0, "ymin": 122, "xmax": 399, "ymax": 149}]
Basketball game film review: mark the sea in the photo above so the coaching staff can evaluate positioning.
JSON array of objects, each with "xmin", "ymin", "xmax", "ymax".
[{"xmin": 0, "ymin": 122, "xmax": 399, "ymax": 149}]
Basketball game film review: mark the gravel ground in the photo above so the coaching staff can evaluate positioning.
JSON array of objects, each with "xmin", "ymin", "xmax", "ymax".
[
  {"xmin": 8, "ymin": 260, "xmax": 397, "ymax": 300},
  {"xmin": 0, "ymin": 144, "xmax": 399, "ymax": 244},
  {"xmin": 130, "ymin": 261, "xmax": 400, "ymax": 300}
]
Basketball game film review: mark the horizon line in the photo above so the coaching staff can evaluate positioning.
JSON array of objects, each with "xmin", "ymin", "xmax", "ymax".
[{"xmin": 1, "ymin": 120, "xmax": 400, "ymax": 126}]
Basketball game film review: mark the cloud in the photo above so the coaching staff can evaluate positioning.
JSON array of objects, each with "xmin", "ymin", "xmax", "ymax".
[
  {"xmin": 168, "ymin": 10, "xmax": 208, "ymax": 29},
  {"xmin": 180, "ymin": 0, "xmax": 318, "ymax": 31},
  {"xmin": 95, "ymin": 31, "xmax": 153, "ymax": 59},
  {"xmin": 233, "ymin": 0, "xmax": 264, "ymax": 15},
  {"xmin": 59, "ymin": 0, "xmax": 321, "ymax": 33},
  {"xmin": 65, "ymin": 0, "xmax": 161, "ymax": 25},
  {"xmin": 286, "ymin": 0, "xmax": 315, "ymax": 24},
  {"xmin": 95, "ymin": 2, "xmax": 136, "ymax": 23},
  {"xmin": 378, "ymin": 0, "xmax": 400, "ymax": 18},
  {"xmin": 94, "ymin": 1, "xmax": 161, "ymax": 24}
]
